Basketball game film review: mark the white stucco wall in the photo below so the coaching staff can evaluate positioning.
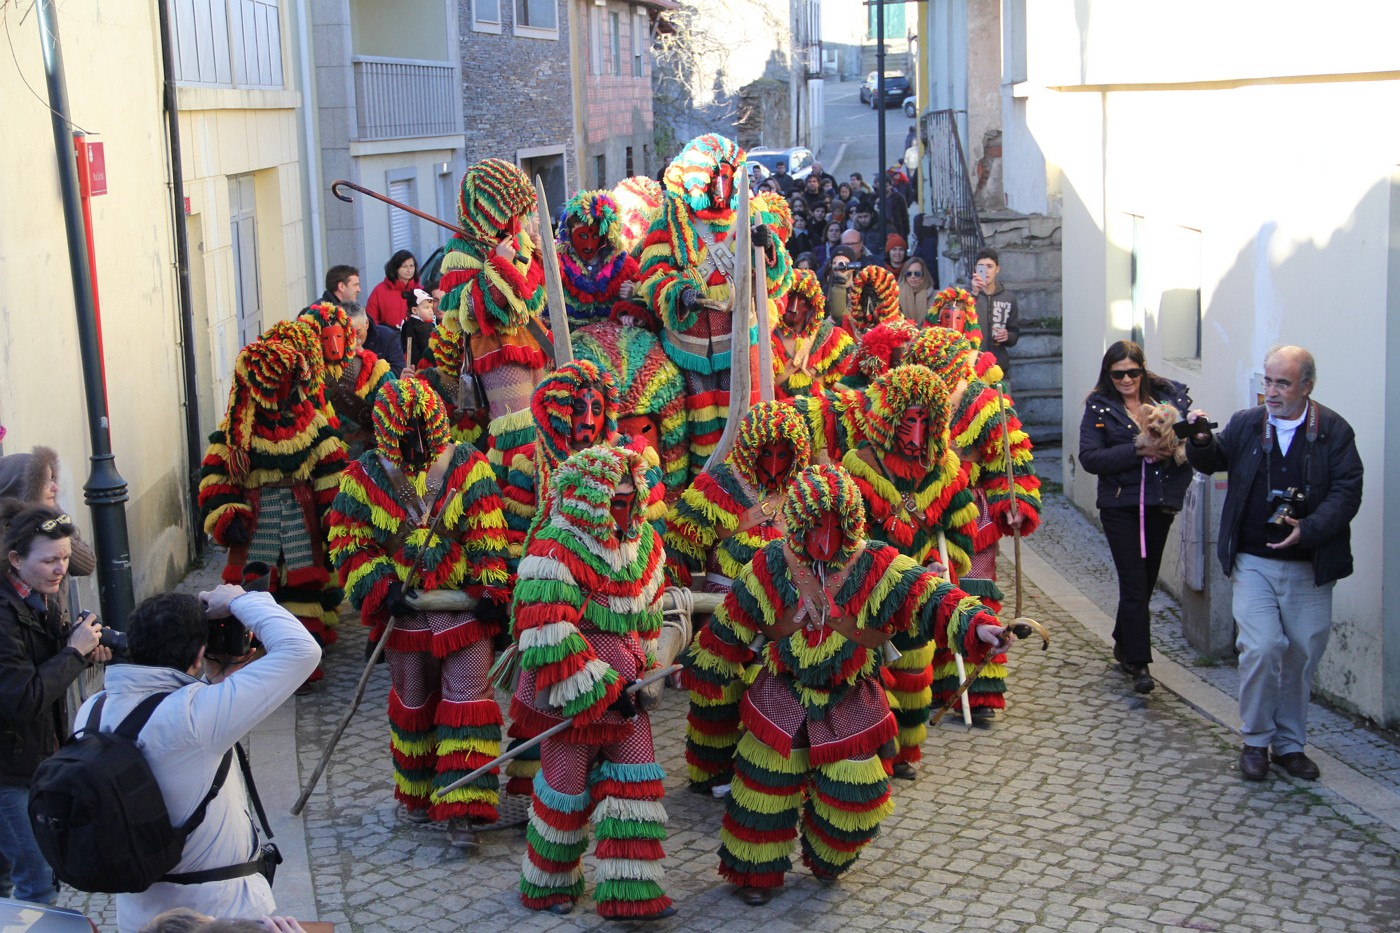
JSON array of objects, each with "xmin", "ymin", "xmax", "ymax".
[{"xmin": 1027, "ymin": 0, "xmax": 1400, "ymax": 722}]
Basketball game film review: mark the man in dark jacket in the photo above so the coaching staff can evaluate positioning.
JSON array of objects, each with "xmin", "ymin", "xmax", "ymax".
[
  {"xmin": 347, "ymin": 303, "xmax": 406, "ymax": 377},
  {"xmin": 1185, "ymin": 346, "xmax": 1362, "ymax": 783},
  {"xmin": 319, "ymin": 264, "xmax": 361, "ymax": 307},
  {"xmin": 972, "ymin": 248, "xmax": 1020, "ymax": 376}
]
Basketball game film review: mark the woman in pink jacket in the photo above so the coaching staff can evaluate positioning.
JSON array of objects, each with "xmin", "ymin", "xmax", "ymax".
[{"xmin": 364, "ymin": 249, "xmax": 419, "ymax": 329}]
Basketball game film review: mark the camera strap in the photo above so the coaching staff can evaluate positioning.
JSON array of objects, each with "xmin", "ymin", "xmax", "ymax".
[
  {"xmin": 163, "ymin": 740, "xmax": 275, "ymax": 886},
  {"xmin": 1262, "ymin": 400, "xmax": 1318, "ymax": 496}
]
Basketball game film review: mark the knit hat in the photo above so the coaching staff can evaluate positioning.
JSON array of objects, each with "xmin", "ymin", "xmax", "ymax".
[{"xmin": 885, "ymin": 234, "xmax": 907, "ymax": 251}]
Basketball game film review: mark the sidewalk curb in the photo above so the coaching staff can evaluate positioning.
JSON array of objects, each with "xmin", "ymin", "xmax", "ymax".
[
  {"xmin": 251, "ymin": 697, "xmax": 317, "ymax": 922},
  {"xmin": 1020, "ymin": 539, "xmax": 1400, "ymax": 833}
]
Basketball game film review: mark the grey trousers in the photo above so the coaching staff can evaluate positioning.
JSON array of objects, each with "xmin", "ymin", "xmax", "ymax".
[{"xmin": 1231, "ymin": 552, "xmax": 1334, "ymax": 755}]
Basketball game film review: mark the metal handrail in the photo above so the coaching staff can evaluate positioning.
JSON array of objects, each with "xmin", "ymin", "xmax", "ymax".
[{"xmin": 921, "ymin": 109, "xmax": 986, "ymax": 284}]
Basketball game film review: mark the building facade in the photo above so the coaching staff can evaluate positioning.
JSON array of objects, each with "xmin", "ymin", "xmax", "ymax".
[{"xmin": 573, "ymin": 0, "xmax": 665, "ymax": 188}]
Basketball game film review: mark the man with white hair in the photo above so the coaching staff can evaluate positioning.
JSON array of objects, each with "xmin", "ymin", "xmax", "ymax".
[{"xmin": 1185, "ymin": 346, "xmax": 1362, "ymax": 782}]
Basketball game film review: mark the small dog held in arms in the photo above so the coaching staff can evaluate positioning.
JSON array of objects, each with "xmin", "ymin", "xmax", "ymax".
[{"xmin": 1133, "ymin": 402, "xmax": 1187, "ymax": 464}]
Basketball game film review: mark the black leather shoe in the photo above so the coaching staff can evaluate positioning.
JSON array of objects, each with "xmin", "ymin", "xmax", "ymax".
[
  {"xmin": 970, "ymin": 706, "xmax": 995, "ymax": 726},
  {"xmin": 547, "ymin": 902, "xmax": 575, "ymax": 915},
  {"xmin": 1239, "ymin": 744, "xmax": 1270, "ymax": 781},
  {"xmin": 608, "ymin": 906, "xmax": 677, "ymax": 921},
  {"xmin": 891, "ymin": 761, "xmax": 917, "ymax": 781},
  {"xmin": 1132, "ymin": 665, "xmax": 1155, "ymax": 694},
  {"xmin": 1271, "ymin": 751, "xmax": 1321, "ymax": 780},
  {"xmin": 737, "ymin": 887, "xmax": 772, "ymax": 906}
]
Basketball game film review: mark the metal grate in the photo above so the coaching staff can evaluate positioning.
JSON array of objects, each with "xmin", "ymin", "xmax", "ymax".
[
  {"xmin": 921, "ymin": 109, "xmax": 985, "ymax": 285},
  {"xmin": 353, "ymin": 57, "xmax": 460, "ymax": 141}
]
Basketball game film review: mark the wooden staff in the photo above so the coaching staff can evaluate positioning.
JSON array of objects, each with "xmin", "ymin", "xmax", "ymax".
[
  {"xmin": 938, "ymin": 529, "xmax": 973, "ymax": 727},
  {"xmin": 930, "ymin": 617, "xmax": 1049, "ymax": 727},
  {"xmin": 533, "ymin": 176, "xmax": 573, "ymax": 365}
]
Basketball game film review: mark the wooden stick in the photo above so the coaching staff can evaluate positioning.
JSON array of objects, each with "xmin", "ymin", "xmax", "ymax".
[{"xmin": 937, "ymin": 529, "xmax": 973, "ymax": 727}]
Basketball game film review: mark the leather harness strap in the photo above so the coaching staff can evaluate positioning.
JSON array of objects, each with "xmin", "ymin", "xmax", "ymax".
[
  {"xmin": 755, "ymin": 542, "xmax": 892, "ymax": 650},
  {"xmin": 715, "ymin": 492, "xmax": 787, "ymax": 542},
  {"xmin": 327, "ymin": 356, "xmax": 372, "ymax": 428},
  {"xmin": 379, "ymin": 445, "xmax": 465, "ymax": 558}
]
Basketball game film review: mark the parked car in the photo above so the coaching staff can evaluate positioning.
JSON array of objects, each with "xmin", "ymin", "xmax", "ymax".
[
  {"xmin": 903, "ymin": 96, "xmax": 917, "ymax": 118},
  {"xmin": 746, "ymin": 146, "xmax": 815, "ymax": 186},
  {"xmin": 859, "ymin": 71, "xmax": 912, "ymax": 109}
]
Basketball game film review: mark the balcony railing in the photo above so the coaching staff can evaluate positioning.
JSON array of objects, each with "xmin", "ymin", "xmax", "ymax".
[
  {"xmin": 352, "ymin": 56, "xmax": 461, "ymax": 141},
  {"xmin": 922, "ymin": 109, "xmax": 986, "ymax": 284}
]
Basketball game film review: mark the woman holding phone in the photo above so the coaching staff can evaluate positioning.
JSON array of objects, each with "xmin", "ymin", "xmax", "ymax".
[{"xmin": 1078, "ymin": 341, "xmax": 1193, "ymax": 695}]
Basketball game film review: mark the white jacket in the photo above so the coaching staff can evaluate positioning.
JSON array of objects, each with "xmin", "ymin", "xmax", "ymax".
[{"xmin": 74, "ymin": 591, "xmax": 320, "ymax": 933}]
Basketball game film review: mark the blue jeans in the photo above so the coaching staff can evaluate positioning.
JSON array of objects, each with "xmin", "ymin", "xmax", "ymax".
[
  {"xmin": 1231, "ymin": 552, "xmax": 1335, "ymax": 756},
  {"xmin": 0, "ymin": 784, "xmax": 57, "ymax": 904}
]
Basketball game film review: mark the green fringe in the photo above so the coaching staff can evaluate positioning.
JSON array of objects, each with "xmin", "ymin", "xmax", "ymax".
[
  {"xmin": 811, "ymin": 771, "xmax": 888, "ymax": 805},
  {"xmin": 594, "ymin": 879, "xmax": 666, "ymax": 904},
  {"xmin": 593, "ymin": 817, "xmax": 667, "ymax": 841},
  {"xmin": 519, "ymin": 632, "xmax": 592, "ymax": 669},
  {"xmin": 561, "ymin": 670, "xmax": 619, "ymax": 718},
  {"xmin": 525, "ymin": 824, "xmax": 589, "ymax": 863},
  {"xmin": 521, "ymin": 877, "xmax": 585, "ymax": 899}
]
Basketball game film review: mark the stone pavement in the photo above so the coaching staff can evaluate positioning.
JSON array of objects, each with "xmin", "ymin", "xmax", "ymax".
[{"xmin": 59, "ymin": 485, "xmax": 1400, "ymax": 931}]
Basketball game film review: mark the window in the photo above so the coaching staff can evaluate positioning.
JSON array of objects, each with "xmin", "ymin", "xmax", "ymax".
[
  {"xmin": 610, "ymin": 12, "xmax": 622, "ymax": 75},
  {"xmin": 388, "ymin": 171, "xmax": 418, "ymax": 256},
  {"xmin": 515, "ymin": 0, "xmax": 558, "ymax": 35},
  {"xmin": 520, "ymin": 149, "xmax": 568, "ymax": 217},
  {"xmin": 625, "ymin": 146, "xmax": 635, "ymax": 177},
  {"xmin": 632, "ymin": 11, "xmax": 646, "ymax": 77},
  {"xmin": 590, "ymin": 7, "xmax": 604, "ymax": 74},
  {"xmin": 169, "ymin": 0, "xmax": 285, "ymax": 89},
  {"xmin": 474, "ymin": 0, "xmax": 502, "ymax": 33},
  {"xmin": 596, "ymin": 155, "xmax": 607, "ymax": 188}
]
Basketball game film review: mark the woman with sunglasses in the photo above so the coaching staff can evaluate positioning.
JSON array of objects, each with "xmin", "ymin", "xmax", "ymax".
[
  {"xmin": 897, "ymin": 257, "xmax": 935, "ymax": 323},
  {"xmin": 0, "ymin": 504, "xmax": 111, "ymax": 904},
  {"xmin": 1079, "ymin": 340, "xmax": 1193, "ymax": 694}
]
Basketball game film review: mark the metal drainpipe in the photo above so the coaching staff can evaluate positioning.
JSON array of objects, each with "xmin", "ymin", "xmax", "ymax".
[
  {"xmin": 35, "ymin": 0, "xmax": 136, "ymax": 626},
  {"xmin": 155, "ymin": 0, "xmax": 206, "ymax": 559}
]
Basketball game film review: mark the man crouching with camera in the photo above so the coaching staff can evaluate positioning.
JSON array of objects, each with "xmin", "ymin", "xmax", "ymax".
[
  {"xmin": 1184, "ymin": 345, "xmax": 1362, "ymax": 783},
  {"xmin": 76, "ymin": 583, "xmax": 321, "ymax": 931}
]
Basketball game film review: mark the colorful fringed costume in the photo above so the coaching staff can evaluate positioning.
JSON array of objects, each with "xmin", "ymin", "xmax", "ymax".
[
  {"xmin": 771, "ymin": 268, "xmax": 853, "ymax": 399},
  {"xmin": 421, "ymin": 158, "xmax": 551, "ymax": 449},
  {"xmin": 841, "ymin": 365, "xmax": 978, "ymax": 768},
  {"xmin": 198, "ymin": 326, "xmax": 347, "ymax": 664},
  {"xmin": 557, "ymin": 190, "xmax": 646, "ymax": 329},
  {"xmin": 611, "ymin": 175, "xmax": 663, "ymax": 257},
  {"xmin": 910, "ymin": 327, "xmax": 1042, "ymax": 716},
  {"xmin": 664, "ymin": 400, "xmax": 813, "ymax": 593},
  {"xmin": 510, "ymin": 446, "xmax": 673, "ymax": 919},
  {"xmin": 683, "ymin": 465, "xmax": 1003, "ymax": 896},
  {"xmin": 840, "ymin": 318, "xmax": 920, "ymax": 391},
  {"xmin": 326, "ymin": 379, "xmax": 511, "ymax": 824},
  {"xmin": 574, "ymin": 321, "xmax": 689, "ymax": 502},
  {"xmin": 925, "ymin": 287, "xmax": 982, "ymax": 350},
  {"xmin": 845, "ymin": 265, "xmax": 901, "ymax": 339},
  {"xmin": 906, "ymin": 325, "xmax": 1003, "ymax": 387},
  {"xmin": 300, "ymin": 302, "xmax": 393, "ymax": 459},
  {"xmin": 635, "ymin": 134, "xmax": 794, "ymax": 476}
]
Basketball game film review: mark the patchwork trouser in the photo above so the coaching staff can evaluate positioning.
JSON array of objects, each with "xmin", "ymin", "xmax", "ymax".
[
  {"xmin": 386, "ymin": 611, "xmax": 500, "ymax": 822},
  {"xmin": 238, "ymin": 485, "xmax": 342, "ymax": 648},
  {"xmin": 520, "ymin": 721, "xmax": 671, "ymax": 918},
  {"xmin": 718, "ymin": 731, "xmax": 893, "ymax": 889}
]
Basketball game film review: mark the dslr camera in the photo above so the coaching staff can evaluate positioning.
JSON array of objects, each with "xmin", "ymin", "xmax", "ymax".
[
  {"xmin": 205, "ymin": 561, "xmax": 267, "ymax": 661},
  {"xmin": 1267, "ymin": 487, "xmax": 1307, "ymax": 528}
]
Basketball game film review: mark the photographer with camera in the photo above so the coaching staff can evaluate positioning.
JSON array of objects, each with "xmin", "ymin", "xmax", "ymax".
[
  {"xmin": 1185, "ymin": 345, "xmax": 1362, "ymax": 782},
  {"xmin": 75, "ymin": 582, "xmax": 320, "ymax": 930}
]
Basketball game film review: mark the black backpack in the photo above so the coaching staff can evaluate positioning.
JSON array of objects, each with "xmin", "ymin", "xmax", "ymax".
[{"xmin": 27, "ymin": 691, "xmax": 238, "ymax": 894}]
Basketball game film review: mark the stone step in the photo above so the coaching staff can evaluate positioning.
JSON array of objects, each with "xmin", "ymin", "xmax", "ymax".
[
  {"xmin": 1004, "ymin": 387, "xmax": 1062, "ymax": 429},
  {"xmin": 1005, "ymin": 354, "xmax": 1062, "ymax": 395},
  {"xmin": 992, "ymin": 244, "xmax": 1062, "ymax": 284},
  {"xmin": 1025, "ymin": 425, "xmax": 1063, "ymax": 449},
  {"xmin": 979, "ymin": 210, "xmax": 1062, "ymax": 248},
  {"xmin": 1007, "ymin": 328, "xmax": 1061, "ymax": 358},
  {"xmin": 1007, "ymin": 279, "xmax": 1062, "ymax": 320}
]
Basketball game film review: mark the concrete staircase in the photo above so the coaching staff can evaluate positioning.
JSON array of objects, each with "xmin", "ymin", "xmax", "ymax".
[{"xmin": 980, "ymin": 210, "xmax": 1063, "ymax": 449}]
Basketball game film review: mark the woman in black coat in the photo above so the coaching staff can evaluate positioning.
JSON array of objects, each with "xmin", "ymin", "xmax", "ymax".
[
  {"xmin": 1078, "ymin": 341, "xmax": 1193, "ymax": 694},
  {"xmin": 0, "ymin": 505, "xmax": 108, "ymax": 904}
]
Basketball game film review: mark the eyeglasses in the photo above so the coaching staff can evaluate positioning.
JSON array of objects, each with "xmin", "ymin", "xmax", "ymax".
[
  {"xmin": 39, "ymin": 514, "xmax": 73, "ymax": 532},
  {"xmin": 904, "ymin": 270, "xmax": 923, "ymax": 279},
  {"xmin": 1110, "ymin": 368, "xmax": 1144, "ymax": 381}
]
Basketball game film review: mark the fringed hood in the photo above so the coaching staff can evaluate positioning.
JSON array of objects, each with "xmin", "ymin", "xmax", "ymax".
[
  {"xmin": 370, "ymin": 378, "xmax": 451, "ymax": 471},
  {"xmin": 531, "ymin": 360, "xmax": 620, "ymax": 474},
  {"xmin": 550, "ymin": 445, "xmax": 651, "ymax": 547},
  {"xmin": 729, "ymin": 400, "xmax": 813, "ymax": 488},
  {"xmin": 781, "ymin": 464, "xmax": 866, "ymax": 566}
]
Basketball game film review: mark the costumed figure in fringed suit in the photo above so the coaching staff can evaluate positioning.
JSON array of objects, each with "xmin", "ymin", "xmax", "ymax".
[
  {"xmin": 635, "ymin": 134, "xmax": 794, "ymax": 477},
  {"xmin": 771, "ymin": 268, "xmax": 853, "ymax": 399},
  {"xmin": 924, "ymin": 287, "xmax": 982, "ymax": 351},
  {"xmin": 419, "ymin": 158, "xmax": 551, "ymax": 449},
  {"xmin": 683, "ymin": 464, "xmax": 1010, "ymax": 905},
  {"xmin": 575, "ymin": 321, "xmax": 689, "ymax": 503},
  {"xmin": 667, "ymin": 401, "xmax": 813, "ymax": 788},
  {"xmin": 326, "ymin": 379, "xmax": 511, "ymax": 841},
  {"xmin": 841, "ymin": 364, "xmax": 978, "ymax": 778},
  {"xmin": 612, "ymin": 175, "xmax": 663, "ymax": 259},
  {"xmin": 557, "ymin": 190, "xmax": 647, "ymax": 330},
  {"xmin": 907, "ymin": 326, "xmax": 1041, "ymax": 722},
  {"xmin": 198, "ymin": 327, "xmax": 346, "ymax": 679},
  {"xmin": 300, "ymin": 302, "xmax": 393, "ymax": 460},
  {"xmin": 839, "ymin": 318, "xmax": 920, "ymax": 391},
  {"xmin": 845, "ymin": 264, "xmax": 901, "ymax": 341},
  {"xmin": 511, "ymin": 446, "xmax": 675, "ymax": 921}
]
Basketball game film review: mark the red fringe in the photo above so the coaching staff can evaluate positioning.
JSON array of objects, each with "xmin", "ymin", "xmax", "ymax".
[
  {"xmin": 385, "ymin": 626, "xmax": 433, "ymax": 653},
  {"xmin": 522, "ymin": 893, "xmax": 575, "ymax": 911},
  {"xmin": 598, "ymin": 896, "xmax": 674, "ymax": 919},
  {"xmin": 894, "ymin": 745, "xmax": 922, "ymax": 765},
  {"xmin": 391, "ymin": 747, "xmax": 434, "ymax": 771},
  {"xmin": 686, "ymin": 713, "xmax": 739, "ymax": 737},
  {"xmin": 721, "ymin": 813, "xmax": 796, "ymax": 845},
  {"xmin": 591, "ymin": 778, "xmax": 665, "ymax": 801},
  {"xmin": 389, "ymin": 688, "xmax": 439, "ymax": 731},
  {"xmin": 804, "ymin": 815, "xmax": 867, "ymax": 853},
  {"xmin": 436, "ymin": 750, "xmax": 496, "ymax": 773},
  {"xmin": 435, "ymin": 697, "xmax": 504, "ymax": 728},
  {"xmin": 740, "ymin": 694, "xmax": 795, "ymax": 757},
  {"xmin": 973, "ymin": 521, "xmax": 1003, "ymax": 553},
  {"xmin": 717, "ymin": 865, "xmax": 787, "ymax": 889},
  {"xmin": 430, "ymin": 799, "xmax": 496, "ymax": 823},
  {"xmin": 505, "ymin": 776, "xmax": 534, "ymax": 796},
  {"xmin": 284, "ymin": 565, "xmax": 328, "ymax": 589},
  {"xmin": 430, "ymin": 616, "xmax": 490, "ymax": 658},
  {"xmin": 531, "ymin": 649, "xmax": 590, "ymax": 688},
  {"xmin": 532, "ymin": 802, "xmax": 592, "ymax": 834},
  {"xmin": 885, "ymin": 665, "xmax": 934, "ymax": 693},
  {"xmin": 809, "ymin": 713, "xmax": 897, "ymax": 766},
  {"xmin": 395, "ymin": 786, "xmax": 430, "ymax": 808},
  {"xmin": 814, "ymin": 784, "xmax": 891, "ymax": 815},
  {"xmin": 525, "ymin": 847, "xmax": 579, "ymax": 876},
  {"xmin": 595, "ymin": 838, "xmax": 665, "ymax": 861}
]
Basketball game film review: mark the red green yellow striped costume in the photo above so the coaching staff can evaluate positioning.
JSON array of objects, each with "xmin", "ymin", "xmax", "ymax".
[
  {"xmin": 299, "ymin": 302, "xmax": 393, "ymax": 457},
  {"xmin": 925, "ymin": 287, "xmax": 982, "ymax": 350},
  {"xmin": 840, "ymin": 317, "xmax": 920, "ymax": 391},
  {"xmin": 684, "ymin": 465, "xmax": 1001, "ymax": 893},
  {"xmin": 635, "ymin": 134, "xmax": 793, "ymax": 476},
  {"xmin": 841, "ymin": 364, "xmax": 977, "ymax": 766},
  {"xmin": 846, "ymin": 264, "xmax": 902, "ymax": 336},
  {"xmin": 198, "ymin": 329, "xmax": 347, "ymax": 657},
  {"xmin": 326, "ymin": 379, "xmax": 511, "ymax": 822},
  {"xmin": 611, "ymin": 175, "xmax": 663, "ymax": 257},
  {"xmin": 771, "ymin": 269, "xmax": 854, "ymax": 399},
  {"xmin": 557, "ymin": 190, "xmax": 646, "ymax": 328},
  {"xmin": 509, "ymin": 446, "xmax": 672, "ymax": 919}
]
